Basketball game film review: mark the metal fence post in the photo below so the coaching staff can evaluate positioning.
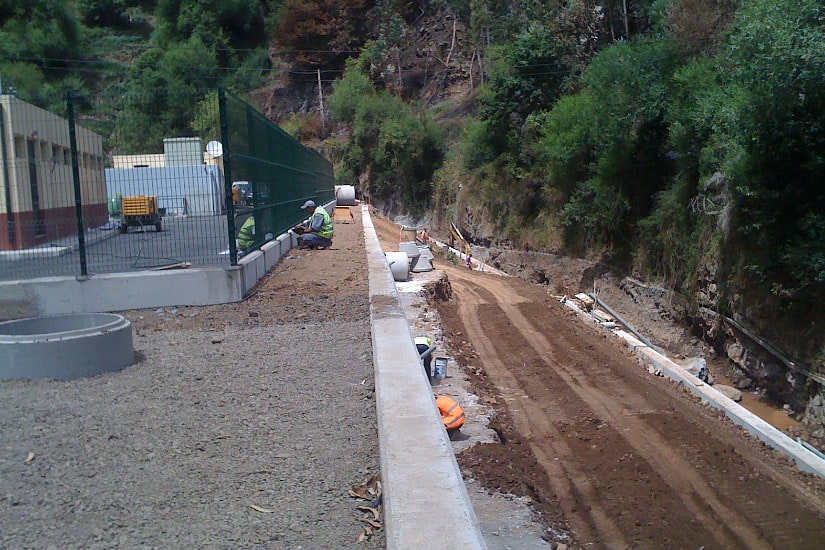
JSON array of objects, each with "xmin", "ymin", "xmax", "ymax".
[
  {"xmin": 66, "ymin": 93, "xmax": 88, "ymax": 277},
  {"xmin": 0, "ymin": 101, "xmax": 15, "ymax": 249},
  {"xmin": 218, "ymin": 89, "xmax": 238, "ymax": 266}
]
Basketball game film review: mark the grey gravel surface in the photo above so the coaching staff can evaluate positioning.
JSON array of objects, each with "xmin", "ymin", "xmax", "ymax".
[{"xmin": 0, "ymin": 214, "xmax": 383, "ymax": 548}]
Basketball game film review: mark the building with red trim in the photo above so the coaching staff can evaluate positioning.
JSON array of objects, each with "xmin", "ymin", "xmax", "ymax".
[{"xmin": 0, "ymin": 95, "xmax": 107, "ymax": 251}]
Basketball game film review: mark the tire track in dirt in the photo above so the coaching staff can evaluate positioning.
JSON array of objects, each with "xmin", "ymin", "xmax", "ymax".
[
  {"xmin": 445, "ymin": 265, "xmax": 825, "ymax": 548},
  {"xmin": 456, "ymin": 277, "xmax": 736, "ymax": 548},
  {"xmin": 512, "ymin": 299, "xmax": 825, "ymax": 548},
  {"xmin": 367, "ymin": 213, "xmax": 825, "ymax": 548},
  {"xmin": 453, "ymin": 278, "xmax": 628, "ymax": 547}
]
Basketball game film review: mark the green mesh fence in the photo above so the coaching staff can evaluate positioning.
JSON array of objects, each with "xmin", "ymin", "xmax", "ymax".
[
  {"xmin": 0, "ymin": 89, "xmax": 333, "ymax": 279},
  {"xmin": 220, "ymin": 90, "xmax": 334, "ymax": 263}
]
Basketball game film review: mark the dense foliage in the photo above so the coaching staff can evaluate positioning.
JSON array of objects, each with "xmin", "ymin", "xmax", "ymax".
[
  {"xmin": 0, "ymin": 0, "xmax": 275, "ymax": 151},
  {"xmin": 329, "ymin": 61, "xmax": 443, "ymax": 211},
  {"xmin": 2, "ymin": 0, "xmax": 825, "ymax": 346}
]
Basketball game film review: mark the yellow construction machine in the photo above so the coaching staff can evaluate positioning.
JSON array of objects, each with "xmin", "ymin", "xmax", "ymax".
[{"xmin": 120, "ymin": 195, "xmax": 162, "ymax": 233}]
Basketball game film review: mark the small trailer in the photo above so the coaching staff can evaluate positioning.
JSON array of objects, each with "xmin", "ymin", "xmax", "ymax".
[{"xmin": 120, "ymin": 195, "xmax": 162, "ymax": 233}]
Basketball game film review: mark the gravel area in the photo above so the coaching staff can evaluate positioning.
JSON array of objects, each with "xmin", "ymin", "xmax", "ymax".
[{"xmin": 0, "ymin": 211, "xmax": 383, "ymax": 548}]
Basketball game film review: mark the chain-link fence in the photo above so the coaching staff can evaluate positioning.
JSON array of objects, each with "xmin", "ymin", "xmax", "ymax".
[{"xmin": 0, "ymin": 90, "xmax": 334, "ymax": 280}]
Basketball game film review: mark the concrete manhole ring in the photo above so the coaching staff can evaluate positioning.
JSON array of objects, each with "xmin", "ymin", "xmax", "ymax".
[{"xmin": 0, "ymin": 313, "xmax": 134, "ymax": 380}]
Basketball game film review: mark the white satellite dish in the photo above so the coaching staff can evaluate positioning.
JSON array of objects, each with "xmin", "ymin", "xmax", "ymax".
[{"xmin": 206, "ymin": 141, "xmax": 223, "ymax": 158}]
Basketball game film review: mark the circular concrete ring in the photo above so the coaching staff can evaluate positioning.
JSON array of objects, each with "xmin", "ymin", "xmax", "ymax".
[
  {"xmin": 386, "ymin": 251, "xmax": 410, "ymax": 281},
  {"xmin": 0, "ymin": 313, "xmax": 134, "ymax": 380}
]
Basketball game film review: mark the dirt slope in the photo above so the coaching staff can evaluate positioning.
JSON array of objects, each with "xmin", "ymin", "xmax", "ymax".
[{"xmin": 371, "ymin": 211, "xmax": 825, "ymax": 549}]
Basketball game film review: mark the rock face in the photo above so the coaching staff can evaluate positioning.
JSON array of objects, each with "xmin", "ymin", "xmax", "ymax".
[{"xmin": 804, "ymin": 391, "xmax": 825, "ymax": 442}]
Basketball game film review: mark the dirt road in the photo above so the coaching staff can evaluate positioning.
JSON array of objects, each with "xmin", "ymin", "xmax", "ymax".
[{"xmin": 371, "ymin": 212, "xmax": 825, "ymax": 549}]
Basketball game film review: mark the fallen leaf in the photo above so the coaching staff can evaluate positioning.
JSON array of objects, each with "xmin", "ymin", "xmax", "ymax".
[
  {"xmin": 358, "ymin": 518, "xmax": 382, "ymax": 529},
  {"xmin": 357, "ymin": 531, "xmax": 366, "ymax": 543},
  {"xmin": 249, "ymin": 504, "xmax": 275, "ymax": 513},
  {"xmin": 356, "ymin": 506, "xmax": 380, "ymax": 520},
  {"xmin": 25, "ymin": 452, "xmax": 35, "ymax": 463}
]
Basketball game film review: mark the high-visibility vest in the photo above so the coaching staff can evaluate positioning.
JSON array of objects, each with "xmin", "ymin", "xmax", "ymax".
[
  {"xmin": 414, "ymin": 336, "xmax": 433, "ymax": 349},
  {"xmin": 237, "ymin": 216, "xmax": 255, "ymax": 250},
  {"xmin": 306, "ymin": 207, "xmax": 333, "ymax": 239},
  {"xmin": 436, "ymin": 395, "xmax": 465, "ymax": 431}
]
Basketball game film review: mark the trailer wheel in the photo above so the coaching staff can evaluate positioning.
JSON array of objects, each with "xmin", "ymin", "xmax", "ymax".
[
  {"xmin": 155, "ymin": 221, "xmax": 163, "ymax": 232},
  {"xmin": 119, "ymin": 223, "xmax": 128, "ymax": 234}
]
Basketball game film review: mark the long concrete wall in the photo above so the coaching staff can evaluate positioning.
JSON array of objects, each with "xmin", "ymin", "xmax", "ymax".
[
  {"xmin": 0, "ymin": 268, "xmax": 245, "ymax": 319},
  {"xmin": 0, "ymin": 203, "xmax": 337, "ymax": 319},
  {"xmin": 362, "ymin": 205, "xmax": 486, "ymax": 549}
]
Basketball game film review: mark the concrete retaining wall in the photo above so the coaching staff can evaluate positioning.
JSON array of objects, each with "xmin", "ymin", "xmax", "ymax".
[
  {"xmin": 0, "ymin": 203, "xmax": 337, "ymax": 318},
  {"xmin": 0, "ymin": 268, "xmax": 244, "ymax": 319},
  {"xmin": 363, "ymin": 205, "xmax": 486, "ymax": 549}
]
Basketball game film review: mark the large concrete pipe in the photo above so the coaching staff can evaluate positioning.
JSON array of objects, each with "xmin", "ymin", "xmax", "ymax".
[
  {"xmin": 399, "ymin": 241, "xmax": 421, "ymax": 272},
  {"xmin": 0, "ymin": 313, "xmax": 134, "ymax": 380},
  {"xmin": 334, "ymin": 185, "xmax": 357, "ymax": 206},
  {"xmin": 385, "ymin": 251, "xmax": 410, "ymax": 281}
]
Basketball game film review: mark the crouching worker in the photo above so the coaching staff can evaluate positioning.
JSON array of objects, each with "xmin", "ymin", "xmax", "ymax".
[
  {"xmin": 237, "ymin": 216, "xmax": 255, "ymax": 252},
  {"xmin": 292, "ymin": 200, "xmax": 333, "ymax": 250},
  {"xmin": 415, "ymin": 335, "xmax": 436, "ymax": 382},
  {"xmin": 436, "ymin": 395, "xmax": 465, "ymax": 439}
]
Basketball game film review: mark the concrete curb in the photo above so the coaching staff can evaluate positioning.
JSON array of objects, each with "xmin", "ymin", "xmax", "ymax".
[
  {"xmin": 363, "ymin": 206, "xmax": 486, "ymax": 549},
  {"xmin": 564, "ymin": 299, "xmax": 825, "ymax": 479}
]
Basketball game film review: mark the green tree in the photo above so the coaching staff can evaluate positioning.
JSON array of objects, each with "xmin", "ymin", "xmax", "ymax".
[
  {"xmin": 476, "ymin": 23, "xmax": 572, "ymax": 159},
  {"xmin": 533, "ymin": 36, "xmax": 679, "ymax": 253},
  {"xmin": 114, "ymin": 37, "xmax": 220, "ymax": 152},
  {"xmin": 720, "ymin": 0, "xmax": 825, "ymax": 296},
  {"xmin": 0, "ymin": 0, "xmax": 86, "ymax": 110},
  {"xmin": 330, "ymin": 63, "xmax": 443, "ymax": 210}
]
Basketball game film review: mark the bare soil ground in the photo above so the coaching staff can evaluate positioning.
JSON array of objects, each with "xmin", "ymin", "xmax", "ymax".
[
  {"xmin": 5, "ymin": 205, "xmax": 825, "ymax": 549},
  {"xmin": 370, "ymin": 211, "xmax": 825, "ymax": 549},
  {"xmin": 0, "ymin": 208, "xmax": 383, "ymax": 548}
]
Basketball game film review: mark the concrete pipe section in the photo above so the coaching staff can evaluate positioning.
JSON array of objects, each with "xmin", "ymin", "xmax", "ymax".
[
  {"xmin": 386, "ymin": 251, "xmax": 410, "ymax": 281},
  {"xmin": 0, "ymin": 313, "xmax": 134, "ymax": 380}
]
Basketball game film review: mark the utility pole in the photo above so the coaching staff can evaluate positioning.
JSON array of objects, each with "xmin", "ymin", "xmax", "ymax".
[{"xmin": 317, "ymin": 69, "xmax": 325, "ymax": 128}]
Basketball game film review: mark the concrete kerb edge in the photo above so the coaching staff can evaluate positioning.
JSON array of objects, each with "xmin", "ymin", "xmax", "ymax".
[
  {"xmin": 362, "ymin": 205, "xmax": 487, "ymax": 549},
  {"xmin": 563, "ymin": 300, "xmax": 825, "ymax": 479},
  {"xmin": 428, "ymin": 239, "xmax": 510, "ymax": 276},
  {"xmin": 0, "ymin": 267, "xmax": 244, "ymax": 318}
]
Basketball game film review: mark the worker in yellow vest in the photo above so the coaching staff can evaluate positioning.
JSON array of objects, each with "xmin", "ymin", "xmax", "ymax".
[
  {"xmin": 414, "ymin": 335, "xmax": 436, "ymax": 382},
  {"xmin": 436, "ymin": 395, "xmax": 465, "ymax": 438},
  {"xmin": 293, "ymin": 200, "xmax": 333, "ymax": 250}
]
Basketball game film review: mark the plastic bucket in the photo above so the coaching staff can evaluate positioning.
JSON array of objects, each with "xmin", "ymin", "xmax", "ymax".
[{"xmin": 434, "ymin": 357, "xmax": 448, "ymax": 380}]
